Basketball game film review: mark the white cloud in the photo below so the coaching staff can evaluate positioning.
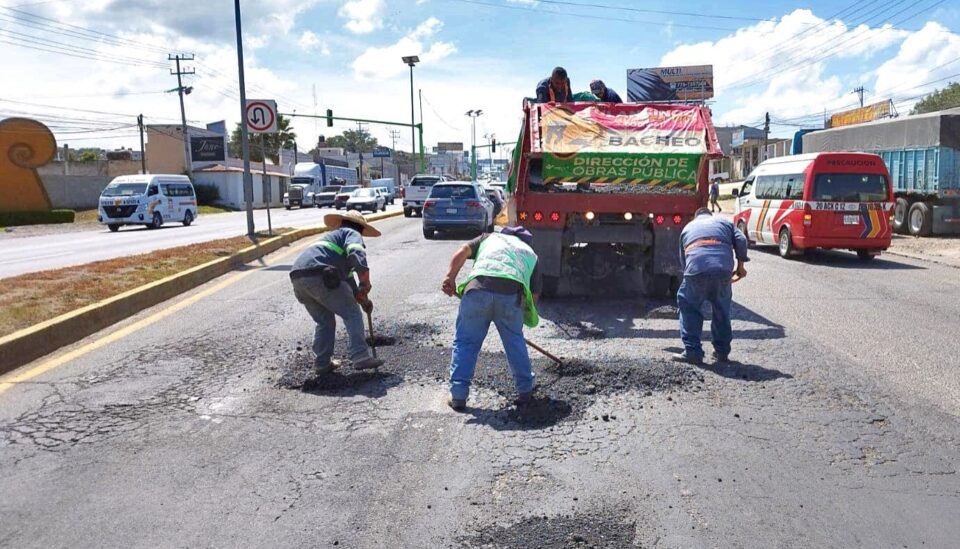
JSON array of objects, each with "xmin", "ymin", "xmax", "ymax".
[
  {"xmin": 338, "ymin": 0, "xmax": 385, "ymax": 35},
  {"xmin": 659, "ymin": 8, "xmax": 922, "ymax": 126},
  {"xmin": 872, "ymin": 22, "xmax": 960, "ymax": 107},
  {"xmin": 298, "ymin": 30, "xmax": 331, "ymax": 55},
  {"xmin": 352, "ymin": 17, "xmax": 457, "ymax": 81}
]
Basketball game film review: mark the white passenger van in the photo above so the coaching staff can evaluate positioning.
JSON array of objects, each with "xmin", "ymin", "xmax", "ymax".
[{"xmin": 98, "ymin": 174, "xmax": 198, "ymax": 232}]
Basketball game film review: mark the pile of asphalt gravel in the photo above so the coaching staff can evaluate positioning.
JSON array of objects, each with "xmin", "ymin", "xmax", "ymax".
[
  {"xmin": 592, "ymin": 184, "xmax": 697, "ymax": 196},
  {"xmin": 275, "ymin": 321, "xmax": 703, "ymax": 425},
  {"xmin": 463, "ymin": 510, "xmax": 637, "ymax": 548}
]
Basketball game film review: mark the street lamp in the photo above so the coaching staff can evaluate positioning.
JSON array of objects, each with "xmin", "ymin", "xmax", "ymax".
[
  {"xmin": 465, "ymin": 109, "xmax": 483, "ymax": 180},
  {"xmin": 402, "ymin": 55, "xmax": 419, "ymax": 174}
]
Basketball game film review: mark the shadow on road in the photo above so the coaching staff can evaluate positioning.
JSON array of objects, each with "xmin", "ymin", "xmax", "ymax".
[
  {"xmin": 465, "ymin": 395, "xmax": 573, "ymax": 431},
  {"xmin": 662, "ymin": 346, "xmax": 793, "ymax": 382},
  {"xmin": 539, "ymin": 298, "xmax": 786, "ymax": 341},
  {"xmin": 751, "ymin": 246, "xmax": 925, "ymax": 270}
]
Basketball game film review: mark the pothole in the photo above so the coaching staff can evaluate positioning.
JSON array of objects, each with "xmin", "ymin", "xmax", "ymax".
[{"xmin": 463, "ymin": 510, "xmax": 638, "ymax": 548}]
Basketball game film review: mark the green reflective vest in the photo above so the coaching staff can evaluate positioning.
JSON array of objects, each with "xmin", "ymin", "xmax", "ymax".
[{"xmin": 457, "ymin": 233, "xmax": 540, "ymax": 328}]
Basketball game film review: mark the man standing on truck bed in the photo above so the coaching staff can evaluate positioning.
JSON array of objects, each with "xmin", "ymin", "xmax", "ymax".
[
  {"xmin": 536, "ymin": 67, "xmax": 572, "ymax": 103},
  {"xmin": 674, "ymin": 208, "xmax": 748, "ymax": 365},
  {"xmin": 289, "ymin": 211, "xmax": 384, "ymax": 374},
  {"xmin": 589, "ymin": 79, "xmax": 623, "ymax": 103},
  {"xmin": 441, "ymin": 227, "xmax": 542, "ymax": 411}
]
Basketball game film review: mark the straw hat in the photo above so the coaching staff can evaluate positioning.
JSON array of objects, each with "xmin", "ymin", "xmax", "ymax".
[{"xmin": 323, "ymin": 210, "xmax": 382, "ymax": 237}]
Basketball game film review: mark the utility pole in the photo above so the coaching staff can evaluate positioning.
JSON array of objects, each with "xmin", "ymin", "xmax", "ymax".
[
  {"xmin": 402, "ymin": 56, "xmax": 420, "ymax": 172},
  {"xmin": 853, "ymin": 86, "xmax": 866, "ymax": 108},
  {"xmin": 389, "ymin": 129, "xmax": 401, "ymax": 183},
  {"xmin": 137, "ymin": 114, "xmax": 146, "ymax": 174},
  {"xmin": 232, "ymin": 0, "xmax": 255, "ymax": 237},
  {"xmin": 357, "ymin": 121, "xmax": 366, "ymax": 186},
  {"xmin": 169, "ymin": 53, "xmax": 195, "ymax": 179},
  {"xmin": 261, "ymin": 133, "xmax": 272, "ymax": 236},
  {"xmin": 762, "ymin": 112, "xmax": 770, "ymax": 162}
]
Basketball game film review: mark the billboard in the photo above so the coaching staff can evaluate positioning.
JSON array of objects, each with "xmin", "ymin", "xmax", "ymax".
[
  {"xmin": 530, "ymin": 103, "xmax": 720, "ymax": 188},
  {"xmin": 829, "ymin": 100, "xmax": 893, "ymax": 128},
  {"xmin": 190, "ymin": 136, "xmax": 225, "ymax": 162},
  {"xmin": 627, "ymin": 65, "xmax": 714, "ymax": 102},
  {"xmin": 731, "ymin": 129, "xmax": 745, "ymax": 147},
  {"xmin": 437, "ymin": 141, "xmax": 464, "ymax": 153}
]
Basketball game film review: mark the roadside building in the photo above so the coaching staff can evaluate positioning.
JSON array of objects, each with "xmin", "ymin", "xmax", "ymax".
[
  {"xmin": 193, "ymin": 162, "xmax": 289, "ymax": 210},
  {"xmin": 145, "ymin": 123, "xmax": 228, "ymax": 175}
]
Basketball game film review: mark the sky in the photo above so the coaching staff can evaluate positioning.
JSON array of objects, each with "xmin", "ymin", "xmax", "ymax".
[{"xmin": 0, "ymin": 0, "xmax": 958, "ymax": 154}]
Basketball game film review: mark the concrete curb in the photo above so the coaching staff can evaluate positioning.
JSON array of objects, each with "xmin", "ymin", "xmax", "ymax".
[{"xmin": 0, "ymin": 210, "xmax": 403, "ymax": 375}]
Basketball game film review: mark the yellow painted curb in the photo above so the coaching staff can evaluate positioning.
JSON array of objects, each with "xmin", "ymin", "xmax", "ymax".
[{"xmin": 0, "ymin": 210, "xmax": 403, "ymax": 375}]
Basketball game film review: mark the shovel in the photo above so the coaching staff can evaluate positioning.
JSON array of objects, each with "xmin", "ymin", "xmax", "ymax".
[{"xmin": 365, "ymin": 310, "xmax": 378, "ymax": 359}]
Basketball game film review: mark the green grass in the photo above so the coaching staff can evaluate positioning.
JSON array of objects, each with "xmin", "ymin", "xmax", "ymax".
[
  {"xmin": 0, "ymin": 210, "xmax": 75, "ymax": 227},
  {"xmin": 199, "ymin": 205, "xmax": 238, "ymax": 215}
]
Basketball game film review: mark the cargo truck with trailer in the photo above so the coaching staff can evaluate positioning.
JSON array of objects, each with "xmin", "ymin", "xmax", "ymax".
[
  {"xmin": 802, "ymin": 108, "xmax": 960, "ymax": 236},
  {"xmin": 507, "ymin": 101, "xmax": 722, "ymax": 296}
]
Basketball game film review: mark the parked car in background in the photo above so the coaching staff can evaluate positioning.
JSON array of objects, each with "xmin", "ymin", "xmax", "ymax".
[
  {"xmin": 371, "ymin": 178, "xmax": 397, "ymax": 204},
  {"xmin": 347, "ymin": 188, "xmax": 386, "ymax": 212},
  {"xmin": 374, "ymin": 186, "xmax": 396, "ymax": 205},
  {"xmin": 98, "ymin": 174, "xmax": 198, "ymax": 232},
  {"xmin": 403, "ymin": 174, "xmax": 441, "ymax": 217},
  {"xmin": 422, "ymin": 181, "xmax": 494, "ymax": 239},
  {"xmin": 314, "ymin": 184, "xmax": 342, "ymax": 208},
  {"xmin": 333, "ymin": 185, "xmax": 360, "ymax": 210}
]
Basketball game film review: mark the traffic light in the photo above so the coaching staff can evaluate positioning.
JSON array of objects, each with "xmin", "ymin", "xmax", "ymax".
[
  {"xmin": 491, "ymin": 139, "xmax": 496, "ymax": 153},
  {"xmin": 326, "ymin": 109, "xmax": 333, "ymax": 127}
]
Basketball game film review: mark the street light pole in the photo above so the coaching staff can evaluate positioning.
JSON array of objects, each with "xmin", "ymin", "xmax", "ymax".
[
  {"xmin": 465, "ymin": 109, "xmax": 482, "ymax": 180},
  {"xmin": 402, "ymin": 55, "xmax": 420, "ymax": 175}
]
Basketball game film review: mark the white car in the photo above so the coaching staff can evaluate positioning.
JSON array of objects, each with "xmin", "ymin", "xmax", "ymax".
[
  {"xmin": 346, "ymin": 188, "xmax": 386, "ymax": 212},
  {"xmin": 403, "ymin": 174, "xmax": 441, "ymax": 217}
]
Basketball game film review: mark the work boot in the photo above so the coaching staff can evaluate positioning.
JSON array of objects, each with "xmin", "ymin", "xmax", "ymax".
[
  {"xmin": 314, "ymin": 358, "xmax": 342, "ymax": 375},
  {"xmin": 447, "ymin": 396, "xmax": 467, "ymax": 412},
  {"xmin": 515, "ymin": 391, "xmax": 535, "ymax": 407},
  {"xmin": 671, "ymin": 351, "xmax": 703, "ymax": 365},
  {"xmin": 711, "ymin": 351, "xmax": 729, "ymax": 364},
  {"xmin": 354, "ymin": 356, "xmax": 384, "ymax": 370}
]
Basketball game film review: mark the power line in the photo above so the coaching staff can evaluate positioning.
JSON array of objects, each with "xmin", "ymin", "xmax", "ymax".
[{"xmin": 518, "ymin": 0, "xmax": 782, "ymax": 23}]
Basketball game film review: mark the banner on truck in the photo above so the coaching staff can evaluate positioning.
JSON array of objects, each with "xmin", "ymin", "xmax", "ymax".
[
  {"xmin": 627, "ymin": 65, "xmax": 714, "ymax": 102},
  {"xmin": 828, "ymin": 100, "xmax": 893, "ymax": 128},
  {"xmin": 532, "ymin": 103, "xmax": 716, "ymax": 187}
]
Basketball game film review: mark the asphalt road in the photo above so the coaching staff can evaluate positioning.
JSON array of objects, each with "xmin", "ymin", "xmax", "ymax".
[
  {"xmin": 1, "ymin": 216, "xmax": 958, "ymax": 548},
  {"xmin": 0, "ymin": 203, "xmax": 402, "ymax": 279}
]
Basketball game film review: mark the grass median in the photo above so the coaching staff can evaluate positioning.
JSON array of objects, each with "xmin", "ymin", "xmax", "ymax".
[{"xmin": 0, "ymin": 230, "xmax": 290, "ymax": 338}]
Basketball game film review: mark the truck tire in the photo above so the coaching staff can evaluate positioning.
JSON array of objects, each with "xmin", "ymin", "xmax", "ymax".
[
  {"xmin": 182, "ymin": 211, "xmax": 193, "ymax": 227},
  {"xmin": 542, "ymin": 275, "xmax": 560, "ymax": 298},
  {"xmin": 107, "ymin": 224, "xmax": 120, "ymax": 232},
  {"xmin": 149, "ymin": 212, "xmax": 163, "ymax": 230},
  {"xmin": 285, "ymin": 206, "xmax": 291, "ymax": 210},
  {"xmin": 404, "ymin": 207, "xmax": 413, "ymax": 218},
  {"xmin": 736, "ymin": 220, "xmax": 753, "ymax": 247},
  {"xmin": 423, "ymin": 227, "xmax": 434, "ymax": 240},
  {"xmin": 856, "ymin": 250, "xmax": 876, "ymax": 261},
  {"xmin": 908, "ymin": 201, "xmax": 932, "ymax": 237},
  {"xmin": 893, "ymin": 198, "xmax": 910, "ymax": 234}
]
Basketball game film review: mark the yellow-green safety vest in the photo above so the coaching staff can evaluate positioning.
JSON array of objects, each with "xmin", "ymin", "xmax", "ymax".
[{"xmin": 457, "ymin": 233, "xmax": 540, "ymax": 328}]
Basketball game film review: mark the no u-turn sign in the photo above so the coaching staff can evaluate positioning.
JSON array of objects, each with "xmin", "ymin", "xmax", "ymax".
[{"xmin": 245, "ymin": 99, "xmax": 277, "ymax": 133}]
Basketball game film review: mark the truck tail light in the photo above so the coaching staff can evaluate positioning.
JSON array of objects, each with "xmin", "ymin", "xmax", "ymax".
[
  {"xmin": 623, "ymin": 212, "xmax": 633, "ymax": 221},
  {"xmin": 655, "ymin": 215, "xmax": 665, "ymax": 225},
  {"xmin": 533, "ymin": 211, "xmax": 544, "ymax": 222},
  {"xmin": 803, "ymin": 204, "xmax": 813, "ymax": 226},
  {"xmin": 672, "ymin": 214, "xmax": 683, "ymax": 225},
  {"xmin": 518, "ymin": 210, "xmax": 529, "ymax": 221},
  {"xmin": 584, "ymin": 211, "xmax": 596, "ymax": 221},
  {"xmin": 550, "ymin": 211, "xmax": 561, "ymax": 222}
]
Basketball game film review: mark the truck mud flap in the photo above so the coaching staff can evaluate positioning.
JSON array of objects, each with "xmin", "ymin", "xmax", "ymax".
[
  {"xmin": 531, "ymin": 228, "xmax": 563, "ymax": 277},
  {"xmin": 652, "ymin": 226, "xmax": 683, "ymax": 276},
  {"xmin": 933, "ymin": 204, "xmax": 960, "ymax": 235}
]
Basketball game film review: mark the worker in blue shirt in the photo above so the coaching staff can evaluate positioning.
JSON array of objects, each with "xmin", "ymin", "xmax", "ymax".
[
  {"xmin": 673, "ymin": 208, "xmax": 749, "ymax": 364},
  {"xmin": 536, "ymin": 67, "xmax": 573, "ymax": 103},
  {"xmin": 589, "ymin": 80, "xmax": 623, "ymax": 103},
  {"xmin": 290, "ymin": 211, "xmax": 384, "ymax": 373}
]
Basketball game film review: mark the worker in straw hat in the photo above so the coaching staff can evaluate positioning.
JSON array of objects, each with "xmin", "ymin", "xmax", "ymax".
[{"xmin": 289, "ymin": 210, "xmax": 384, "ymax": 373}]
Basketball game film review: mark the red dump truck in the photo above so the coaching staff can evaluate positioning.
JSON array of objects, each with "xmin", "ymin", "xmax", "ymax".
[{"xmin": 507, "ymin": 101, "xmax": 722, "ymax": 296}]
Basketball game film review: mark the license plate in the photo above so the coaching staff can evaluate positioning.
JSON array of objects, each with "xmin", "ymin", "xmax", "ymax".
[
  {"xmin": 446, "ymin": 208, "xmax": 458, "ymax": 214},
  {"xmin": 844, "ymin": 214, "xmax": 860, "ymax": 225}
]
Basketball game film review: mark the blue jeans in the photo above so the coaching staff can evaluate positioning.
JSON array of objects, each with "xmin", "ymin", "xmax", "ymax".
[
  {"xmin": 677, "ymin": 272, "xmax": 733, "ymax": 359},
  {"xmin": 450, "ymin": 290, "xmax": 535, "ymax": 400},
  {"xmin": 292, "ymin": 276, "xmax": 372, "ymax": 366}
]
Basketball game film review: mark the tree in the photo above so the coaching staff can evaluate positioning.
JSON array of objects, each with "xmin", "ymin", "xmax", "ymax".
[
  {"xmin": 229, "ymin": 114, "xmax": 297, "ymax": 164},
  {"xmin": 911, "ymin": 82, "xmax": 960, "ymax": 115},
  {"xmin": 78, "ymin": 151, "xmax": 99, "ymax": 162},
  {"xmin": 318, "ymin": 129, "xmax": 378, "ymax": 153}
]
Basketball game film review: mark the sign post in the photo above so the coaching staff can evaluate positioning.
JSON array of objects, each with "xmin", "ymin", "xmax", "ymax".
[{"xmin": 246, "ymin": 99, "xmax": 278, "ymax": 237}]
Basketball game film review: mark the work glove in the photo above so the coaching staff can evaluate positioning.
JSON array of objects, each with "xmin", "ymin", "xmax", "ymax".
[{"xmin": 359, "ymin": 298, "xmax": 374, "ymax": 314}]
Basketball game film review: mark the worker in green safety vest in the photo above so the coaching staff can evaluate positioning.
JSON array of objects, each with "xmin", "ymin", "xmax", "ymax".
[
  {"xmin": 290, "ymin": 211, "xmax": 384, "ymax": 373},
  {"xmin": 441, "ymin": 226, "xmax": 542, "ymax": 411}
]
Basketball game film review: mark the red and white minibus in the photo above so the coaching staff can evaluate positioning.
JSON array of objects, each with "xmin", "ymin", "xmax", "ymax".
[{"xmin": 733, "ymin": 153, "xmax": 894, "ymax": 260}]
